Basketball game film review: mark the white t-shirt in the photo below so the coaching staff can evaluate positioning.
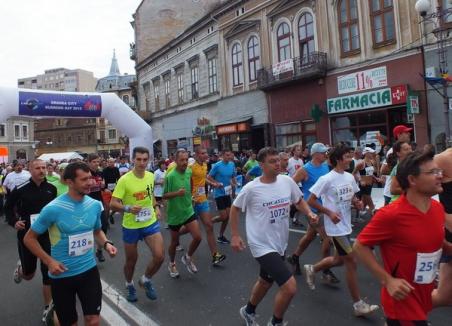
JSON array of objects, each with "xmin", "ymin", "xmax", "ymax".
[
  {"xmin": 233, "ymin": 174, "xmax": 303, "ymax": 258},
  {"xmin": 3, "ymin": 170, "xmax": 31, "ymax": 191},
  {"xmin": 287, "ymin": 157, "xmax": 304, "ymax": 177},
  {"xmin": 309, "ymin": 170, "xmax": 359, "ymax": 237},
  {"xmin": 117, "ymin": 163, "xmax": 130, "ymax": 175},
  {"xmin": 153, "ymin": 169, "xmax": 165, "ymax": 197}
]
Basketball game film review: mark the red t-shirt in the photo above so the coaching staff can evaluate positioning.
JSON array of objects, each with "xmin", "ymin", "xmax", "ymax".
[{"xmin": 357, "ymin": 195, "xmax": 445, "ymax": 320}]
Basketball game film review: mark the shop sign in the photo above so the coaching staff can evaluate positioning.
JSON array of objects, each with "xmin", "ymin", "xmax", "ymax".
[
  {"xmin": 337, "ymin": 66, "xmax": 387, "ymax": 94},
  {"xmin": 193, "ymin": 137, "xmax": 201, "ymax": 145},
  {"xmin": 177, "ymin": 139, "xmax": 189, "ymax": 149},
  {"xmin": 272, "ymin": 59, "xmax": 294, "ymax": 76},
  {"xmin": 192, "ymin": 117, "xmax": 215, "ymax": 136},
  {"xmin": 327, "ymin": 85, "xmax": 408, "ymax": 115},
  {"xmin": 217, "ymin": 124, "xmax": 237, "ymax": 135},
  {"xmin": 407, "ymin": 95, "xmax": 420, "ymax": 114},
  {"xmin": 237, "ymin": 122, "xmax": 250, "ymax": 132}
]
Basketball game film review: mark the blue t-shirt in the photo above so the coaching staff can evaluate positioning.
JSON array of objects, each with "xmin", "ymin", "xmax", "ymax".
[
  {"xmin": 32, "ymin": 194, "xmax": 103, "ymax": 279},
  {"xmin": 247, "ymin": 165, "xmax": 262, "ymax": 179},
  {"xmin": 303, "ymin": 162, "xmax": 330, "ymax": 213},
  {"xmin": 208, "ymin": 160, "xmax": 236, "ymax": 198}
]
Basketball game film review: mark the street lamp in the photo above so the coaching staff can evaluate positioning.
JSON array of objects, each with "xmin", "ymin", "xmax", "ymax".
[{"xmin": 415, "ymin": 0, "xmax": 452, "ymax": 148}]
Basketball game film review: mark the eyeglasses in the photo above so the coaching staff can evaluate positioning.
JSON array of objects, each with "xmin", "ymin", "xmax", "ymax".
[{"xmin": 420, "ymin": 168, "xmax": 443, "ymax": 176}]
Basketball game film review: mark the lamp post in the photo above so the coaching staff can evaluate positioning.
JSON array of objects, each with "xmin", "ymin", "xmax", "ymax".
[{"xmin": 415, "ymin": 0, "xmax": 452, "ymax": 148}]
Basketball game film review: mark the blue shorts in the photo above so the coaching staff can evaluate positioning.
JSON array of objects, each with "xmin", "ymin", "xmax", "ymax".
[
  {"xmin": 122, "ymin": 221, "xmax": 161, "ymax": 244},
  {"xmin": 194, "ymin": 201, "xmax": 209, "ymax": 215}
]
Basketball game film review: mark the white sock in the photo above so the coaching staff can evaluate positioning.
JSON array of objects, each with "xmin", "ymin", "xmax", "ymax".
[
  {"xmin": 353, "ymin": 299, "xmax": 364, "ymax": 307},
  {"xmin": 125, "ymin": 280, "xmax": 134, "ymax": 287},
  {"xmin": 141, "ymin": 275, "xmax": 150, "ymax": 283}
]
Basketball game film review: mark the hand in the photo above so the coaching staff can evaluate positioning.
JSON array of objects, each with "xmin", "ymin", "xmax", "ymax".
[
  {"xmin": 327, "ymin": 211, "xmax": 342, "ymax": 224},
  {"xmin": 15, "ymin": 220, "xmax": 26, "ymax": 230},
  {"xmin": 105, "ymin": 244, "xmax": 117, "ymax": 258},
  {"xmin": 231, "ymin": 235, "xmax": 246, "ymax": 252},
  {"xmin": 308, "ymin": 212, "xmax": 319, "ymax": 225},
  {"xmin": 48, "ymin": 259, "xmax": 67, "ymax": 276},
  {"xmin": 130, "ymin": 205, "xmax": 142, "ymax": 214},
  {"xmin": 177, "ymin": 188, "xmax": 186, "ymax": 196},
  {"xmin": 385, "ymin": 277, "xmax": 415, "ymax": 301}
]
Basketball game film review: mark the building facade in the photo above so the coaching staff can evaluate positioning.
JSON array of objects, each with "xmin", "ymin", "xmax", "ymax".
[{"xmin": 0, "ymin": 118, "xmax": 35, "ymax": 162}]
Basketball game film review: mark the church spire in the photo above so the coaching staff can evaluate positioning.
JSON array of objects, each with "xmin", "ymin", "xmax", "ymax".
[{"xmin": 109, "ymin": 49, "xmax": 120, "ymax": 76}]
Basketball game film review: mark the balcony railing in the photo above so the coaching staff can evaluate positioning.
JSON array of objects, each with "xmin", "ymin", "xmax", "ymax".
[{"xmin": 257, "ymin": 52, "xmax": 327, "ymax": 90}]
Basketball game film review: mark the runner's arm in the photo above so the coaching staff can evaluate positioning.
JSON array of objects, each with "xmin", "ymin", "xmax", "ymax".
[
  {"xmin": 110, "ymin": 196, "xmax": 127, "ymax": 212},
  {"xmin": 389, "ymin": 176, "xmax": 403, "ymax": 195},
  {"xmin": 443, "ymin": 239, "xmax": 452, "ymax": 255},
  {"xmin": 23, "ymin": 229, "xmax": 59, "ymax": 268},
  {"xmin": 206, "ymin": 175, "xmax": 220, "ymax": 187},
  {"xmin": 292, "ymin": 167, "xmax": 308, "ymax": 184},
  {"xmin": 230, "ymin": 205, "xmax": 246, "ymax": 251},
  {"xmin": 307, "ymin": 193, "xmax": 333, "ymax": 217},
  {"xmin": 93, "ymin": 229, "xmax": 117, "ymax": 257},
  {"xmin": 294, "ymin": 198, "xmax": 316, "ymax": 221}
]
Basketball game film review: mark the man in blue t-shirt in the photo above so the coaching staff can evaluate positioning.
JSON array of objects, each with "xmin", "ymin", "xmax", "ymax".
[
  {"xmin": 207, "ymin": 149, "xmax": 237, "ymax": 244},
  {"xmin": 24, "ymin": 162, "xmax": 117, "ymax": 326},
  {"xmin": 245, "ymin": 164, "xmax": 262, "ymax": 182},
  {"xmin": 287, "ymin": 143, "xmax": 340, "ymax": 283}
]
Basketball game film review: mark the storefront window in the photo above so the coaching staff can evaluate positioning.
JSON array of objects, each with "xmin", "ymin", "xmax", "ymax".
[{"xmin": 275, "ymin": 122, "xmax": 317, "ymax": 150}]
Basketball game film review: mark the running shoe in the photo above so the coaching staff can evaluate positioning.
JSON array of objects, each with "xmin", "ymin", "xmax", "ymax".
[
  {"xmin": 239, "ymin": 305, "xmax": 258, "ymax": 326},
  {"xmin": 353, "ymin": 300, "xmax": 379, "ymax": 316},
  {"xmin": 125, "ymin": 283, "xmax": 138, "ymax": 302},
  {"xmin": 176, "ymin": 245, "xmax": 184, "ymax": 252},
  {"xmin": 168, "ymin": 262, "xmax": 180, "ymax": 278},
  {"xmin": 287, "ymin": 254, "xmax": 301, "ymax": 275},
  {"xmin": 321, "ymin": 269, "xmax": 340, "ymax": 284},
  {"xmin": 96, "ymin": 249, "xmax": 105, "ymax": 262},
  {"xmin": 212, "ymin": 252, "xmax": 226, "ymax": 266},
  {"xmin": 138, "ymin": 278, "xmax": 157, "ymax": 300},
  {"xmin": 217, "ymin": 235, "xmax": 230, "ymax": 244},
  {"xmin": 303, "ymin": 264, "xmax": 316, "ymax": 290},
  {"xmin": 266, "ymin": 320, "xmax": 287, "ymax": 326},
  {"xmin": 181, "ymin": 254, "xmax": 198, "ymax": 274},
  {"xmin": 42, "ymin": 301, "xmax": 54, "ymax": 324},
  {"xmin": 13, "ymin": 260, "xmax": 22, "ymax": 284}
]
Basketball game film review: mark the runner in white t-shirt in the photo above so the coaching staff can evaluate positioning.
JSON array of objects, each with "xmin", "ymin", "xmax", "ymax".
[
  {"xmin": 287, "ymin": 145, "xmax": 304, "ymax": 226},
  {"xmin": 230, "ymin": 147, "xmax": 318, "ymax": 326},
  {"xmin": 303, "ymin": 143, "xmax": 379, "ymax": 317}
]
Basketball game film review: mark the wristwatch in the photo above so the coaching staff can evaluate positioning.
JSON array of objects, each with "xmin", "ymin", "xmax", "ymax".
[
  {"xmin": 124, "ymin": 205, "xmax": 131, "ymax": 213},
  {"xmin": 103, "ymin": 240, "xmax": 114, "ymax": 250}
]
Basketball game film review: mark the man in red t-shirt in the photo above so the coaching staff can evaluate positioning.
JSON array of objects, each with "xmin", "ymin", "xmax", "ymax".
[{"xmin": 354, "ymin": 150, "xmax": 451, "ymax": 326}]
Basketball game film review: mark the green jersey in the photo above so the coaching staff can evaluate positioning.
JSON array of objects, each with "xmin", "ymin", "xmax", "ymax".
[{"xmin": 164, "ymin": 168, "xmax": 194, "ymax": 226}]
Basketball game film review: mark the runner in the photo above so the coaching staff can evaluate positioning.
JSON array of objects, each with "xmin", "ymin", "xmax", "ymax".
[
  {"xmin": 87, "ymin": 153, "xmax": 109, "ymax": 262},
  {"xmin": 23, "ymin": 161, "xmax": 117, "ymax": 326},
  {"xmin": 433, "ymin": 147, "xmax": 452, "ymax": 307},
  {"xmin": 111, "ymin": 146, "xmax": 164, "ymax": 302},
  {"xmin": 381, "ymin": 125, "xmax": 412, "ymax": 175},
  {"xmin": 243, "ymin": 151, "xmax": 258, "ymax": 174},
  {"xmin": 164, "ymin": 149, "xmax": 202, "ymax": 277},
  {"xmin": 45, "ymin": 163, "xmax": 60, "ymax": 183},
  {"xmin": 153, "ymin": 159, "xmax": 166, "ymax": 207},
  {"xmin": 303, "ymin": 143, "xmax": 379, "ymax": 316},
  {"xmin": 191, "ymin": 147, "xmax": 226, "ymax": 266},
  {"xmin": 7, "ymin": 159, "xmax": 57, "ymax": 323},
  {"xmin": 358, "ymin": 147, "xmax": 379, "ymax": 216},
  {"xmin": 230, "ymin": 147, "xmax": 318, "ymax": 326},
  {"xmin": 388, "ymin": 141, "xmax": 413, "ymax": 202},
  {"xmin": 288, "ymin": 143, "xmax": 340, "ymax": 283},
  {"xmin": 52, "ymin": 163, "xmax": 69, "ymax": 196},
  {"xmin": 102, "ymin": 158, "xmax": 120, "ymax": 224},
  {"xmin": 354, "ymin": 150, "xmax": 449, "ymax": 325},
  {"xmin": 117, "ymin": 155, "xmax": 131, "ymax": 176},
  {"xmin": 288, "ymin": 145, "xmax": 304, "ymax": 226},
  {"xmin": 278, "ymin": 152, "xmax": 289, "ymax": 175},
  {"xmin": 207, "ymin": 149, "xmax": 237, "ymax": 244}
]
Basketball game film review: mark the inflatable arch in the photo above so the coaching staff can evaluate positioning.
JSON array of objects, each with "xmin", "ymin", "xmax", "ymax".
[{"xmin": 0, "ymin": 86, "xmax": 152, "ymax": 156}]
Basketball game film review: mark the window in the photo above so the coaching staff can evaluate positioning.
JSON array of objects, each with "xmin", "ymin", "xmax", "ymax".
[
  {"xmin": 208, "ymin": 58, "xmax": 218, "ymax": 93},
  {"xmin": 0, "ymin": 124, "xmax": 5, "ymax": 137},
  {"xmin": 122, "ymin": 95, "xmax": 129, "ymax": 105},
  {"xmin": 190, "ymin": 66, "xmax": 199, "ymax": 99},
  {"xmin": 247, "ymin": 36, "xmax": 260, "ymax": 82},
  {"xmin": 370, "ymin": 0, "xmax": 395, "ymax": 46},
  {"xmin": 232, "ymin": 43, "xmax": 243, "ymax": 86},
  {"xmin": 14, "ymin": 125, "xmax": 20, "ymax": 140},
  {"xmin": 442, "ymin": 0, "xmax": 452, "ymax": 23},
  {"xmin": 154, "ymin": 83, "xmax": 160, "ymax": 111},
  {"xmin": 177, "ymin": 74, "xmax": 184, "ymax": 104},
  {"xmin": 143, "ymin": 82, "xmax": 151, "ymax": 112},
  {"xmin": 298, "ymin": 13, "xmax": 315, "ymax": 64},
  {"xmin": 277, "ymin": 22, "xmax": 291, "ymax": 62},
  {"xmin": 164, "ymin": 78, "xmax": 171, "ymax": 108},
  {"xmin": 108, "ymin": 129, "xmax": 117, "ymax": 139},
  {"xmin": 22, "ymin": 125, "xmax": 28, "ymax": 139},
  {"xmin": 338, "ymin": 0, "xmax": 360, "ymax": 55}
]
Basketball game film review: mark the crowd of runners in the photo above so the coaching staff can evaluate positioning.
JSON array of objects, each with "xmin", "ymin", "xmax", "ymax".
[{"xmin": 1, "ymin": 123, "xmax": 451, "ymax": 326}]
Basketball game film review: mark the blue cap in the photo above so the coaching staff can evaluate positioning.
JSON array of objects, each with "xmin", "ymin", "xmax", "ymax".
[{"xmin": 310, "ymin": 143, "xmax": 328, "ymax": 155}]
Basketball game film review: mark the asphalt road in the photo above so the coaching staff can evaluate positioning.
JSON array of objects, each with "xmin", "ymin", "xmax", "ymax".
[{"xmin": 0, "ymin": 189, "xmax": 451, "ymax": 326}]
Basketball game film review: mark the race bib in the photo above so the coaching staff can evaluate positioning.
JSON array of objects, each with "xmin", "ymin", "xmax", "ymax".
[
  {"xmin": 335, "ymin": 184, "xmax": 354, "ymax": 202},
  {"xmin": 30, "ymin": 214, "xmax": 39, "ymax": 226},
  {"xmin": 135, "ymin": 207, "xmax": 152, "ymax": 222},
  {"xmin": 414, "ymin": 248, "xmax": 442, "ymax": 284},
  {"xmin": 107, "ymin": 183, "xmax": 116, "ymax": 191},
  {"xmin": 365, "ymin": 166, "xmax": 374, "ymax": 176},
  {"xmin": 268, "ymin": 204, "xmax": 289, "ymax": 224},
  {"xmin": 224, "ymin": 185, "xmax": 232, "ymax": 196},
  {"xmin": 68, "ymin": 231, "xmax": 94, "ymax": 257},
  {"xmin": 197, "ymin": 187, "xmax": 205, "ymax": 195}
]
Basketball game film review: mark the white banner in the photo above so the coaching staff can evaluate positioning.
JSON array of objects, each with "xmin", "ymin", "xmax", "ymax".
[
  {"xmin": 272, "ymin": 59, "xmax": 294, "ymax": 76},
  {"xmin": 338, "ymin": 66, "xmax": 387, "ymax": 94}
]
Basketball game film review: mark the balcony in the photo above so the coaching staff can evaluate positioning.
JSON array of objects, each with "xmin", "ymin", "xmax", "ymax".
[{"xmin": 257, "ymin": 52, "xmax": 327, "ymax": 91}]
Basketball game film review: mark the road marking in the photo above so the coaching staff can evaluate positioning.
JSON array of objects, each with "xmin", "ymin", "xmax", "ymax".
[
  {"xmin": 289, "ymin": 228, "xmax": 356, "ymax": 242},
  {"xmin": 101, "ymin": 278, "xmax": 160, "ymax": 326},
  {"xmin": 102, "ymin": 300, "xmax": 128, "ymax": 326}
]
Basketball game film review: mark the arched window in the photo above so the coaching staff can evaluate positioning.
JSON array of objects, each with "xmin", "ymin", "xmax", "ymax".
[
  {"xmin": 277, "ymin": 22, "xmax": 291, "ymax": 62},
  {"xmin": 338, "ymin": 0, "xmax": 360, "ymax": 55},
  {"xmin": 232, "ymin": 43, "xmax": 243, "ymax": 86},
  {"xmin": 247, "ymin": 36, "xmax": 260, "ymax": 82},
  {"xmin": 369, "ymin": 0, "xmax": 395, "ymax": 46},
  {"xmin": 298, "ymin": 12, "xmax": 315, "ymax": 64}
]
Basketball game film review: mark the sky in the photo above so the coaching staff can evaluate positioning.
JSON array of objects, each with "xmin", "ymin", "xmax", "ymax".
[{"xmin": 0, "ymin": 0, "xmax": 142, "ymax": 87}]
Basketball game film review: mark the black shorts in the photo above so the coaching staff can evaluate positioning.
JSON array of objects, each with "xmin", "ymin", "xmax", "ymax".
[
  {"xmin": 439, "ymin": 181, "xmax": 452, "ymax": 213},
  {"xmin": 17, "ymin": 231, "xmax": 51, "ymax": 285},
  {"xmin": 256, "ymin": 252, "xmax": 292, "ymax": 286},
  {"xmin": 100, "ymin": 210, "xmax": 108, "ymax": 234},
  {"xmin": 168, "ymin": 215, "xmax": 197, "ymax": 232},
  {"xmin": 51, "ymin": 266, "xmax": 102, "ymax": 326},
  {"xmin": 215, "ymin": 196, "xmax": 231, "ymax": 211},
  {"xmin": 332, "ymin": 235, "xmax": 353, "ymax": 257},
  {"xmin": 441, "ymin": 228, "xmax": 452, "ymax": 263},
  {"xmin": 360, "ymin": 185, "xmax": 373, "ymax": 196},
  {"xmin": 386, "ymin": 318, "xmax": 429, "ymax": 326}
]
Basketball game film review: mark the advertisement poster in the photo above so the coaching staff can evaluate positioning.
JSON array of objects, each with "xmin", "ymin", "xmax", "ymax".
[{"xmin": 19, "ymin": 91, "xmax": 102, "ymax": 117}]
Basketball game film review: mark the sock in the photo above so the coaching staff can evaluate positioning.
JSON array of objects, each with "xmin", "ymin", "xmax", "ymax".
[
  {"xmin": 125, "ymin": 280, "xmax": 134, "ymax": 287},
  {"xmin": 245, "ymin": 301, "xmax": 256, "ymax": 314},
  {"xmin": 271, "ymin": 315, "xmax": 283, "ymax": 325},
  {"xmin": 292, "ymin": 254, "xmax": 299, "ymax": 261},
  {"xmin": 353, "ymin": 299, "xmax": 363, "ymax": 308},
  {"xmin": 141, "ymin": 275, "xmax": 150, "ymax": 283}
]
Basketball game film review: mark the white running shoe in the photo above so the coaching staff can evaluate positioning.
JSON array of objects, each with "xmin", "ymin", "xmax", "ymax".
[
  {"xmin": 181, "ymin": 254, "xmax": 198, "ymax": 274},
  {"xmin": 303, "ymin": 264, "xmax": 316, "ymax": 290},
  {"xmin": 13, "ymin": 260, "xmax": 22, "ymax": 284},
  {"xmin": 239, "ymin": 305, "xmax": 259, "ymax": 326},
  {"xmin": 353, "ymin": 300, "xmax": 379, "ymax": 316},
  {"xmin": 168, "ymin": 262, "xmax": 180, "ymax": 278}
]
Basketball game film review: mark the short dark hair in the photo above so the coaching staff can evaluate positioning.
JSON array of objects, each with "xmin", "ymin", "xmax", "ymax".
[
  {"xmin": 328, "ymin": 143, "xmax": 353, "ymax": 167},
  {"xmin": 63, "ymin": 162, "xmax": 90, "ymax": 181},
  {"xmin": 87, "ymin": 153, "xmax": 99, "ymax": 162},
  {"xmin": 175, "ymin": 148, "xmax": 188, "ymax": 159},
  {"xmin": 393, "ymin": 141, "xmax": 408, "ymax": 154},
  {"xmin": 132, "ymin": 146, "xmax": 149, "ymax": 159},
  {"xmin": 257, "ymin": 147, "xmax": 279, "ymax": 163},
  {"xmin": 396, "ymin": 150, "xmax": 435, "ymax": 191}
]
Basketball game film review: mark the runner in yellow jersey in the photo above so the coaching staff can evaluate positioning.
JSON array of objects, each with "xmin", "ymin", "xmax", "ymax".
[{"xmin": 191, "ymin": 147, "xmax": 226, "ymax": 266}]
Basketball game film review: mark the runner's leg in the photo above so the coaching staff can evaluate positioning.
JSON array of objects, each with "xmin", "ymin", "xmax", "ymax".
[
  {"xmin": 143, "ymin": 232, "xmax": 165, "ymax": 278},
  {"xmin": 273, "ymin": 276, "xmax": 297, "ymax": 319},
  {"xmin": 219, "ymin": 207, "xmax": 230, "ymax": 238},
  {"xmin": 185, "ymin": 219, "xmax": 202, "ymax": 257},
  {"xmin": 432, "ymin": 262, "xmax": 452, "ymax": 307},
  {"xmin": 200, "ymin": 211, "xmax": 217, "ymax": 255},
  {"xmin": 123, "ymin": 243, "xmax": 138, "ymax": 283}
]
